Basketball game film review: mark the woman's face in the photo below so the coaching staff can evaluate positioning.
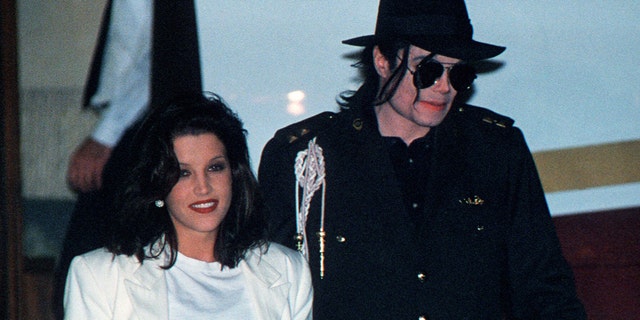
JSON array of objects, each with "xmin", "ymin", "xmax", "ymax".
[{"xmin": 166, "ymin": 133, "xmax": 232, "ymax": 243}]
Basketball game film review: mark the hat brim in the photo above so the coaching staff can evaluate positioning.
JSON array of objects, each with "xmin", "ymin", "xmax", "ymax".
[{"xmin": 343, "ymin": 35, "xmax": 505, "ymax": 61}]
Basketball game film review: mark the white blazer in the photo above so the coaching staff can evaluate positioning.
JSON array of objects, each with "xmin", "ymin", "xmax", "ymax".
[{"xmin": 64, "ymin": 242, "xmax": 313, "ymax": 320}]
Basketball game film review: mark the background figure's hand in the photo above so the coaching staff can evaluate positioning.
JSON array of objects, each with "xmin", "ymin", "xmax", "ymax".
[{"xmin": 67, "ymin": 138, "xmax": 112, "ymax": 193}]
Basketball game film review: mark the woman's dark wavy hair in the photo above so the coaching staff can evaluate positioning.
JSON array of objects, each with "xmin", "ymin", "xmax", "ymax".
[
  {"xmin": 106, "ymin": 92, "xmax": 268, "ymax": 269},
  {"xmin": 338, "ymin": 38, "xmax": 411, "ymax": 112}
]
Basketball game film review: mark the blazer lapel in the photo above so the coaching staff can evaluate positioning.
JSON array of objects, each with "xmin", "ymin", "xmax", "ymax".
[
  {"xmin": 124, "ymin": 255, "xmax": 169, "ymax": 319},
  {"xmin": 241, "ymin": 249, "xmax": 291, "ymax": 320}
]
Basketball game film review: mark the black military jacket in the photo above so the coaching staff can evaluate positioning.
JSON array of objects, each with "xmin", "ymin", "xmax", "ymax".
[{"xmin": 258, "ymin": 104, "xmax": 586, "ymax": 319}]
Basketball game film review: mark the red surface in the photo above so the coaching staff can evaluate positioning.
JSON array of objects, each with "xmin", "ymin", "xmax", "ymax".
[{"xmin": 553, "ymin": 207, "xmax": 640, "ymax": 319}]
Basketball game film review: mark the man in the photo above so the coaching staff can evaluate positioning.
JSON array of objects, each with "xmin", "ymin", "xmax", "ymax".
[
  {"xmin": 258, "ymin": 0, "xmax": 586, "ymax": 318},
  {"xmin": 65, "ymin": 0, "xmax": 151, "ymax": 196}
]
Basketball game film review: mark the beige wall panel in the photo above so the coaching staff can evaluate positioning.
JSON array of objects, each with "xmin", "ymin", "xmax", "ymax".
[{"xmin": 533, "ymin": 140, "xmax": 640, "ymax": 193}]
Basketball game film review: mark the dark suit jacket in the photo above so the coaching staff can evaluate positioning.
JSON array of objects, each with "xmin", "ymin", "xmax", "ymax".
[{"xmin": 259, "ymin": 104, "xmax": 586, "ymax": 319}]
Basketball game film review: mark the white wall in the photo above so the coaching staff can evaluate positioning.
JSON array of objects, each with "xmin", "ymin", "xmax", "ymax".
[
  {"xmin": 467, "ymin": 1, "xmax": 640, "ymax": 215},
  {"xmin": 466, "ymin": 1, "xmax": 640, "ymax": 152}
]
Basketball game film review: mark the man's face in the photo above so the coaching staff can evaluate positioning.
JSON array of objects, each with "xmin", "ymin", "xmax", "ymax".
[{"xmin": 375, "ymin": 45, "xmax": 461, "ymax": 142}]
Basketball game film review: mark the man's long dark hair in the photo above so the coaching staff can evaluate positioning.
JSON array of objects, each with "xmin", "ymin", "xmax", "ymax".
[
  {"xmin": 338, "ymin": 38, "xmax": 411, "ymax": 112},
  {"xmin": 106, "ymin": 92, "xmax": 268, "ymax": 268}
]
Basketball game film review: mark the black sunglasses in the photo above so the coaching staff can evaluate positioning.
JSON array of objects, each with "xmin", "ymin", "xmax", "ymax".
[{"xmin": 408, "ymin": 58, "xmax": 477, "ymax": 91}]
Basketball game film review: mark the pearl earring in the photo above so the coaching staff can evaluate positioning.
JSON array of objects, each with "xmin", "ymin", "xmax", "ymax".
[{"xmin": 154, "ymin": 200, "xmax": 165, "ymax": 208}]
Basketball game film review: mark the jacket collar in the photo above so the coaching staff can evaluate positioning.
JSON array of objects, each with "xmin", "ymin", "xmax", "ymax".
[
  {"xmin": 240, "ymin": 246, "xmax": 291, "ymax": 320},
  {"xmin": 126, "ymin": 251, "xmax": 170, "ymax": 319},
  {"xmin": 346, "ymin": 104, "xmax": 468, "ymax": 211}
]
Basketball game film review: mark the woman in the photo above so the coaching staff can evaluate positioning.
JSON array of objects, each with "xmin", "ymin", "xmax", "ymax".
[{"xmin": 64, "ymin": 93, "xmax": 313, "ymax": 319}]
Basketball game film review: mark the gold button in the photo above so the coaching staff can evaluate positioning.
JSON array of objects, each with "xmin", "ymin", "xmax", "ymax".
[
  {"xmin": 352, "ymin": 118, "xmax": 363, "ymax": 130},
  {"xmin": 336, "ymin": 235, "xmax": 346, "ymax": 243},
  {"xmin": 418, "ymin": 315, "xmax": 428, "ymax": 320},
  {"xmin": 417, "ymin": 272, "xmax": 427, "ymax": 282}
]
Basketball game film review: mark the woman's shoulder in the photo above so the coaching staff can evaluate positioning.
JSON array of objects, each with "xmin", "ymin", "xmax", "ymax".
[
  {"xmin": 71, "ymin": 247, "xmax": 145, "ymax": 274},
  {"xmin": 73, "ymin": 247, "xmax": 116, "ymax": 266},
  {"xmin": 247, "ymin": 242, "xmax": 307, "ymax": 269},
  {"xmin": 242, "ymin": 243, "xmax": 311, "ymax": 288},
  {"xmin": 266, "ymin": 242, "xmax": 302, "ymax": 258}
]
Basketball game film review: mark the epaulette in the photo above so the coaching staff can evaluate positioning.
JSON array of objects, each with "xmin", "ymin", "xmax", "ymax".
[
  {"xmin": 272, "ymin": 111, "xmax": 337, "ymax": 146},
  {"xmin": 454, "ymin": 104, "xmax": 515, "ymax": 129}
]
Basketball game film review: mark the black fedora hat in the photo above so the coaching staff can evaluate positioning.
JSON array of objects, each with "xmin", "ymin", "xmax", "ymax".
[{"xmin": 343, "ymin": 0, "xmax": 505, "ymax": 61}]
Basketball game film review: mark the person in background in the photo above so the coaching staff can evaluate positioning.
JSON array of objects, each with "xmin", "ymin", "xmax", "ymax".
[
  {"xmin": 65, "ymin": 0, "xmax": 151, "ymax": 195},
  {"xmin": 258, "ymin": 0, "xmax": 586, "ymax": 318},
  {"xmin": 54, "ymin": 1, "xmax": 152, "ymax": 317},
  {"xmin": 64, "ymin": 93, "xmax": 313, "ymax": 319}
]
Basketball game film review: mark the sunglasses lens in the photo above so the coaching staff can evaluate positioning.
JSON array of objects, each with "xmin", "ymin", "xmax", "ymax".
[
  {"xmin": 449, "ymin": 64, "xmax": 476, "ymax": 91},
  {"xmin": 414, "ymin": 61, "xmax": 444, "ymax": 89},
  {"xmin": 412, "ymin": 59, "xmax": 477, "ymax": 91}
]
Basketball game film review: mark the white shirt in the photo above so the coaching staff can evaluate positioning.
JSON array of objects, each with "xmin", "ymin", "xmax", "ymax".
[
  {"xmin": 166, "ymin": 253, "xmax": 257, "ymax": 319},
  {"xmin": 89, "ymin": 0, "xmax": 151, "ymax": 147}
]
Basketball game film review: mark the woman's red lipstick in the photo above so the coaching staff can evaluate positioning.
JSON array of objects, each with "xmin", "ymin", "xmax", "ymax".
[{"xmin": 189, "ymin": 199, "xmax": 218, "ymax": 214}]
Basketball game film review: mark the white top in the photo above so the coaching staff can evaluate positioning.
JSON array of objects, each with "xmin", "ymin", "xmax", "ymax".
[
  {"xmin": 166, "ymin": 253, "xmax": 257, "ymax": 319},
  {"xmin": 89, "ymin": 0, "xmax": 151, "ymax": 147}
]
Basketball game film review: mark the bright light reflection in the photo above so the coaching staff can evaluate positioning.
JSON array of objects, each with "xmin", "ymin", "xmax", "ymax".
[{"xmin": 287, "ymin": 90, "xmax": 306, "ymax": 116}]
